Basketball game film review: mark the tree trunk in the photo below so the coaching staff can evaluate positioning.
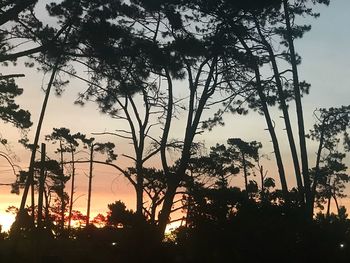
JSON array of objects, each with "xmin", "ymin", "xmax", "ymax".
[
  {"xmin": 158, "ymin": 182, "xmax": 177, "ymax": 235},
  {"xmin": 157, "ymin": 70, "xmax": 174, "ymax": 235},
  {"xmin": 18, "ymin": 26, "xmax": 70, "ymax": 225},
  {"xmin": 185, "ymin": 194, "xmax": 193, "ymax": 228},
  {"xmin": 238, "ymin": 36, "xmax": 289, "ymax": 201},
  {"xmin": 259, "ymin": 165, "xmax": 265, "ymax": 201},
  {"xmin": 18, "ymin": 60, "xmax": 60, "ymax": 224},
  {"xmin": 136, "ymin": 162, "xmax": 144, "ymax": 217},
  {"xmin": 326, "ymin": 193, "xmax": 331, "ymax": 219},
  {"xmin": 242, "ymin": 153, "xmax": 249, "ymax": 196},
  {"xmin": 333, "ymin": 192, "xmax": 340, "ymax": 215},
  {"xmin": 157, "ymin": 58, "xmax": 216, "ymax": 235},
  {"xmin": 44, "ymin": 187, "xmax": 50, "ymax": 225},
  {"xmin": 59, "ymin": 141, "xmax": 65, "ymax": 230},
  {"xmin": 158, "ymin": 146, "xmax": 192, "ymax": 234},
  {"xmin": 255, "ymin": 74, "xmax": 289, "ymax": 201},
  {"xmin": 86, "ymin": 145, "xmax": 94, "ymax": 226},
  {"xmin": 283, "ymin": 0, "xmax": 311, "ymax": 215},
  {"xmin": 310, "ymin": 124, "xmax": 326, "ymax": 216},
  {"xmin": 256, "ymin": 23, "xmax": 304, "ymax": 201},
  {"xmin": 68, "ymin": 150, "xmax": 75, "ymax": 230},
  {"xmin": 30, "ymin": 177, "xmax": 35, "ymax": 222},
  {"xmin": 150, "ymin": 199, "xmax": 157, "ymax": 224},
  {"xmin": 37, "ymin": 143, "xmax": 46, "ymax": 229}
]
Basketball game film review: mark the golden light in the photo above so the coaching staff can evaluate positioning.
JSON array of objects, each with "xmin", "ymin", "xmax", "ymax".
[
  {"xmin": 165, "ymin": 220, "xmax": 182, "ymax": 234},
  {"xmin": 0, "ymin": 213, "xmax": 15, "ymax": 232}
]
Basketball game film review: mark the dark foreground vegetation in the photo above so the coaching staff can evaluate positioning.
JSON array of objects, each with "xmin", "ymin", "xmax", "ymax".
[{"xmin": 2, "ymin": 199, "xmax": 350, "ymax": 263}]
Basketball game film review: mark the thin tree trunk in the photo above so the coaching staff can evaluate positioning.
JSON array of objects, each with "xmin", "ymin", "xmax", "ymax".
[
  {"xmin": 254, "ymin": 71, "xmax": 289, "ymax": 201},
  {"xmin": 158, "ymin": 182, "xmax": 177, "ymax": 235},
  {"xmin": 37, "ymin": 143, "xmax": 46, "ymax": 229},
  {"xmin": 259, "ymin": 164, "xmax": 265, "ymax": 201},
  {"xmin": 242, "ymin": 153, "xmax": 249, "ymax": 195},
  {"xmin": 150, "ymin": 199, "xmax": 157, "ymax": 224},
  {"xmin": 333, "ymin": 193, "xmax": 340, "ymax": 215},
  {"xmin": 136, "ymin": 162, "xmax": 144, "ymax": 217},
  {"xmin": 59, "ymin": 141, "xmax": 65, "ymax": 230},
  {"xmin": 18, "ymin": 26, "xmax": 70, "ymax": 225},
  {"xmin": 30, "ymin": 178, "xmax": 35, "ymax": 221},
  {"xmin": 126, "ymin": 92, "xmax": 149, "ymax": 216},
  {"xmin": 238, "ymin": 36, "xmax": 289, "ymax": 201},
  {"xmin": 331, "ymin": 180, "xmax": 340, "ymax": 215},
  {"xmin": 158, "ymin": 58, "xmax": 218, "ymax": 236},
  {"xmin": 310, "ymin": 123, "xmax": 326, "ymax": 216},
  {"xmin": 326, "ymin": 193, "xmax": 331, "ymax": 219},
  {"xmin": 159, "ymin": 70, "xmax": 173, "ymax": 178},
  {"xmin": 185, "ymin": 194, "xmax": 193, "ymax": 228},
  {"xmin": 283, "ymin": 0, "xmax": 311, "ymax": 215},
  {"xmin": 18, "ymin": 59, "xmax": 60, "ymax": 223},
  {"xmin": 256, "ymin": 22, "xmax": 304, "ymax": 201},
  {"xmin": 44, "ymin": 187, "xmax": 49, "ymax": 225},
  {"xmin": 157, "ymin": 70, "xmax": 174, "ymax": 235},
  {"xmin": 86, "ymin": 144, "xmax": 94, "ymax": 226},
  {"xmin": 68, "ymin": 150, "xmax": 75, "ymax": 230}
]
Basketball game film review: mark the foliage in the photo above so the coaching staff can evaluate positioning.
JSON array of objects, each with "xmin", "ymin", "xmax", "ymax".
[
  {"xmin": 107, "ymin": 200, "xmax": 138, "ymax": 228},
  {"xmin": 0, "ymin": 79, "xmax": 31, "ymax": 129},
  {"xmin": 308, "ymin": 106, "xmax": 350, "ymax": 213}
]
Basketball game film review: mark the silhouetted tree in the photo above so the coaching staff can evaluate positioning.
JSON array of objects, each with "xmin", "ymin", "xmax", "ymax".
[
  {"xmin": 188, "ymin": 0, "xmax": 293, "ymax": 206},
  {"xmin": 313, "ymin": 152, "xmax": 349, "ymax": 218},
  {"xmin": 0, "ymin": 78, "xmax": 31, "ymax": 129},
  {"xmin": 0, "ymin": 0, "xmax": 69, "ymax": 62},
  {"xmin": 134, "ymin": 167, "xmax": 167, "ymax": 224},
  {"xmin": 280, "ymin": 0, "xmax": 331, "ymax": 217},
  {"xmin": 79, "ymin": 136, "xmax": 117, "ymax": 226},
  {"xmin": 226, "ymin": 138, "xmax": 262, "ymax": 196},
  {"xmin": 43, "ymin": 0, "xmax": 335, "ymax": 236},
  {"xmin": 91, "ymin": 213, "xmax": 107, "ymax": 228},
  {"xmin": 107, "ymin": 201, "xmax": 136, "ymax": 229},
  {"xmin": 308, "ymin": 106, "xmax": 350, "ymax": 216},
  {"xmin": 188, "ymin": 143, "xmax": 239, "ymax": 190},
  {"xmin": 249, "ymin": 9, "xmax": 304, "ymax": 199},
  {"xmin": 90, "ymin": 84, "xmax": 166, "ymax": 217},
  {"xmin": 35, "ymin": 159, "xmax": 65, "ymax": 232},
  {"xmin": 70, "ymin": 210, "xmax": 87, "ymax": 228},
  {"xmin": 45, "ymin": 0, "xmax": 251, "ymax": 237},
  {"xmin": 45, "ymin": 127, "xmax": 84, "ymax": 230},
  {"xmin": 18, "ymin": 25, "xmax": 73, "ymax": 225}
]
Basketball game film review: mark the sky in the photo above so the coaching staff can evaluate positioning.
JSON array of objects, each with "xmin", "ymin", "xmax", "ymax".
[{"xmin": 0, "ymin": 0, "xmax": 350, "ymax": 231}]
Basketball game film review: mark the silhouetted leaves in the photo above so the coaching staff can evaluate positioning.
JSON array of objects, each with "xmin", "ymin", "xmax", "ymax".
[{"xmin": 0, "ymin": 79, "xmax": 31, "ymax": 129}]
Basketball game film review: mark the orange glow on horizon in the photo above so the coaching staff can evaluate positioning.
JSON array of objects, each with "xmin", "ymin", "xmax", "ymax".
[{"xmin": 0, "ymin": 213, "xmax": 15, "ymax": 232}]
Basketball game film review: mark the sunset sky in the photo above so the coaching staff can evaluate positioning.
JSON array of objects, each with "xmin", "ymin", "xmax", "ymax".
[{"xmin": 0, "ymin": 0, "xmax": 350, "ymax": 231}]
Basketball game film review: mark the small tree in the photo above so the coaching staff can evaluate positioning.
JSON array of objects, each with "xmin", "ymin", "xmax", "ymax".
[
  {"xmin": 226, "ymin": 138, "xmax": 262, "ymax": 197},
  {"xmin": 107, "ymin": 201, "xmax": 136, "ymax": 228},
  {"xmin": 79, "ymin": 136, "xmax": 117, "ymax": 226},
  {"xmin": 313, "ymin": 152, "xmax": 349, "ymax": 218},
  {"xmin": 308, "ymin": 106, "xmax": 350, "ymax": 216},
  {"xmin": 45, "ymin": 128, "xmax": 84, "ymax": 230}
]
